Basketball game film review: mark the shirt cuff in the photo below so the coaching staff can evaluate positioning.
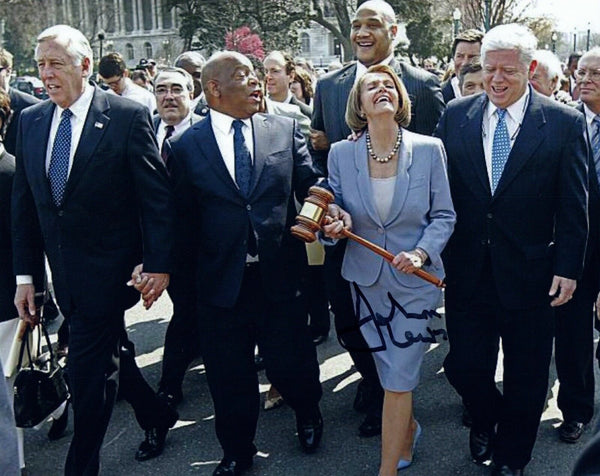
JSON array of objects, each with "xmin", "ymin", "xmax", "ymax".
[{"xmin": 16, "ymin": 275, "xmax": 33, "ymax": 285}]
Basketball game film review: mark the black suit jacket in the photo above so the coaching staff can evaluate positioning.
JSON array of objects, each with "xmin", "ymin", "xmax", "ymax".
[
  {"xmin": 11, "ymin": 86, "xmax": 173, "ymax": 318},
  {"xmin": 441, "ymin": 78, "xmax": 456, "ymax": 104},
  {"xmin": 0, "ymin": 147, "xmax": 16, "ymax": 321},
  {"xmin": 168, "ymin": 113, "xmax": 321, "ymax": 308},
  {"xmin": 6, "ymin": 88, "xmax": 39, "ymax": 156},
  {"xmin": 436, "ymin": 90, "xmax": 588, "ymax": 309},
  {"xmin": 311, "ymin": 59, "xmax": 445, "ymax": 173}
]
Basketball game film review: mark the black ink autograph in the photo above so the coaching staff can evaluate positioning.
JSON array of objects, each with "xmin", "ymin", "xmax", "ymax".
[{"xmin": 337, "ymin": 282, "xmax": 448, "ymax": 352}]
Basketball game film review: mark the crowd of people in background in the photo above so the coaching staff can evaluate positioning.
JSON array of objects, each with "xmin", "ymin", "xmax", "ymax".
[{"xmin": 1, "ymin": 0, "xmax": 600, "ymax": 475}]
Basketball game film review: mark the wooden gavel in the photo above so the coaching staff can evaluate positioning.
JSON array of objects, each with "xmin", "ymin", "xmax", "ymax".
[{"xmin": 291, "ymin": 186, "xmax": 445, "ymax": 288}]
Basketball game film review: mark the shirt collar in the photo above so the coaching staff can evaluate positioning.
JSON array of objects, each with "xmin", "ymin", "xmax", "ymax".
[
  {"xmin": 356, "ymin": 54, "xmax": 395, "ymax": 80},
  {"xmin": 55, "ymin": 82, "xmax": 94, "ymax": 120},
  {"xmin": 210, "ymin": 109, "xmax": 251, "ymax": 135},
  {"xmin": 583, "ymin": 103, "xmax": 600, "ymax": 127},
  {"xmin": 485, "ymin": 85, "xmax": 530, "ymax": 123},
  {"xmin": 160, "ymin": 111, "xmax": 194, "ymax": 133}
]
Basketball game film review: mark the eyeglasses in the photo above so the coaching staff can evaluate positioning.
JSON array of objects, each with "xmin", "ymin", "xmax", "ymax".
[
  {"xmin": 575, "ymin": 68, "xmax": 600, "ymax": 82},
  {"xmin": 155, "ymin": 85, "xmax": 186, "ymax": 96}
]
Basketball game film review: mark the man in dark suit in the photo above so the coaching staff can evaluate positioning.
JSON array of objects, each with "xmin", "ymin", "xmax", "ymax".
[
  {"xmin": 151, "ymin": 66, "xmax": 203, "ymax": 407},
  {"xmin": 167, "ymin": 51, "xmax": 323, "ymax": 476},
  {"xmin": 174, "ymin": 51, "xmax": 207, "ymax": 116},
  {"xmin": 441, "ymin": 29, "xmax": 484, "ymax": 104},
  {"xmin": 436, "ymin": 24, "xmax": 588, "ymax": 476},
  {"xmin": 553, "ymin": 47, "xmax": 600, "ymax": 444},
  {"xmin": 309, "ymin": 0, "xmax": 445, "ymax": 438},
  {"xmin": 11, "ymin": 25, "xmax": 177, "ymax": 474},
  {"xmin": 0, "ymin": 48, "xmax": 40, "ymax": 156}
]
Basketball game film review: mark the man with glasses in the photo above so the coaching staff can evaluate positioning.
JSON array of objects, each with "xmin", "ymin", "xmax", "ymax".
[
  {"xmin": 98, "ymin": 52, "xmax": 156, "ymax": 114},
  {"xmin": 553, "ymin": 47, "xmax": 600, "ymax": 444},
  {"xmin": 152, "ymin": 67, "xmax": 203, "ymax": 408}
]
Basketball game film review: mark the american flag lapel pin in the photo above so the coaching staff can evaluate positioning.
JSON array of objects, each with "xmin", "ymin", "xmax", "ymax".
[{"xmin": 94, "ymin": 121, "xmax": 104, "ymax": 129}]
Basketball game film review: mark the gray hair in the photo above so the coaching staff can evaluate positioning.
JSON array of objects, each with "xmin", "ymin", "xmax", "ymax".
[
  {"xmin": 155, "ymin": 67, "xmax": 194, "ymax": 92},
  {"xmin": 174, "ymin": 51, "xmax": 206, "ymax": 69},
  {"xmin": 355, "ymin": 0, "xmax": 399, "ymax": 48},
  {"xmin": 36, "ymin": 25, "xmax": 93, "ymax": 78},
  {"xmin": 533, "ymin": 50, "xmax": 563, "ymax": 81},
  {"xmin": 481, "ymin": 23, "xmax": 537, "ymax": 69},
  {"xmin": 579, "ymin": 47, "xmax": 600, "ymax": 66}
]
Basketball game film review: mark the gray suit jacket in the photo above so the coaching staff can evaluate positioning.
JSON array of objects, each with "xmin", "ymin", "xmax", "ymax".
[{"xmin": 327, "ymin": 130, "xmax": 455, "ymax": 288}]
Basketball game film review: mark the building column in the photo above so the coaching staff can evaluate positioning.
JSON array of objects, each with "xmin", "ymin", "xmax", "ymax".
[{"xmin": 156, "ymin": 0, "xmax": 163, "ymax": 30}]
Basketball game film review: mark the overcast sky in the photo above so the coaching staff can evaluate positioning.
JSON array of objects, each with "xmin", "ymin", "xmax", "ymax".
[{"xmin": 526, "ymin": 0, "xmax": 600, "ymax": 32}]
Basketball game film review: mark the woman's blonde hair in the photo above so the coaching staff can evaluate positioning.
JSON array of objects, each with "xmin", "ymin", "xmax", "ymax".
[{"xmin": 345, "ymin": 64, "xmax": 411, "ymax": 132}]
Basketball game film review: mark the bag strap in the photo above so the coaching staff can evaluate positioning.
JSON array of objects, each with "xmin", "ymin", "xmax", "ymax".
[
  {"xmin": 39, "ymin": 318, "xmax": 56, "ymax": 361},
  {"xmin": 16, "ymin": 326, "xmax": 33, "ymax": 371}
]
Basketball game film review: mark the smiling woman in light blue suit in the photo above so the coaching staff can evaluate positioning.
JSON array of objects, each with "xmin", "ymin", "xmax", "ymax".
[{"xmin": 323, "ymin": 64, "xmax": 455, "ymax": 475}]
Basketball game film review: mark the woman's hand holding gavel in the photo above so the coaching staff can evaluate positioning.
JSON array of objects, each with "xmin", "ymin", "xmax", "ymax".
[
  {"xmin": 322, "ymin": 203, "xmax": 353, "ymax": 239},
  {"xmin": 392, "ymin": 249, "xmax": 429, "ymax": 275}
]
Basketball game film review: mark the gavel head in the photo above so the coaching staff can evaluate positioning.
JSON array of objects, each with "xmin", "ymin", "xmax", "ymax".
[{"xmin": 291, "ymin": 185, "xmax": 335, "ymax": 243}]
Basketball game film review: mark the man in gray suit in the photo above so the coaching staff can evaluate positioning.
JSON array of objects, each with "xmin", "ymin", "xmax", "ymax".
[{"xmin": 310, "ymin": 0, "xmax": 445, "ymax": 437}]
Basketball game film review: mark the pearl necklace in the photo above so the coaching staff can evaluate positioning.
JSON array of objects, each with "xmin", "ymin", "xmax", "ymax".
[{"xmin": 366, "ymin": 128, "xmax": 402, "ymax": 163}]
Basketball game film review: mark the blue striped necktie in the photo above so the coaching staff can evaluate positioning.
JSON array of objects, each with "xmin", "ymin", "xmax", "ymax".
[
  {"xmin": 592, "ymin": 115, "xmax": 600, "ymax": 183},
  {"xmin": 491, "ymin": 108, "xmax": 510, "ymax": 193},
  {"xmin": 48, "ymin": 108, "xmax": 73, "ymax": 206},
  {"xmin": 232, "ymin": 120, "xmax": 252, "ymax": 197}
]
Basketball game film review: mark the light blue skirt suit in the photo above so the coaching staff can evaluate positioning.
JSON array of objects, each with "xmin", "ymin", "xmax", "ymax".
[{"xmin": 327, "ymin": 130, "xmax": 456, "ymax": 391}]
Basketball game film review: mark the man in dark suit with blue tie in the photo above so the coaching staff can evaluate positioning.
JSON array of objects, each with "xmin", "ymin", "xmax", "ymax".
[
  {"xmin": 436, "ymin": 24, "xmax": 588, "ymax": 476},
  {"xmin": 11, "ymin": 25, "xmax": 177, "ymax": 474},
  {"xmin": 167, "ymin": 51, "xmax": 323, "ymax": 476},
  {"xmin": 309, "ymin": 0, "xmax": 445, "ymax": 438}
]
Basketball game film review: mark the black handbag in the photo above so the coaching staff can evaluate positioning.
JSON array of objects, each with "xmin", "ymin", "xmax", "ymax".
[{"xmin": 13, "ymin": 320, "xmax": 69, "ymax": 428}]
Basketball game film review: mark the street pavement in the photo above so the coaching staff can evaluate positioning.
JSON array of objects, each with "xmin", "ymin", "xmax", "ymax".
[{"xmin": 23, "ymin": 295, "xmax": 596, "ymax": 475}]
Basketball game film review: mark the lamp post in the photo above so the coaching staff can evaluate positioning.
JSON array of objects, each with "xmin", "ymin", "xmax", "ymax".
[
  {"xmin": 97, "ymin": 29, "xmax": 105, "ymax": 59},
  {"xmin": 484, "ymin": 0, "xmax": 491, "ymax": 31},
  {"xmin": 162, "ymin": 39, "xmax": 171, "ymax": 64},
  {"xmin": 587, "ymin": 22, "xmax": 591, "ymax": 50},
  {"xmin": 551, "ymin": 32, "xmax": 558, "ymax": 53},
  {"xmin": 573, "ymin": 28, "xmax": 577, "ymax": 51},
  {"xmin": 453, "ymin": 8, "xmax": 462, "ymax": 38}
]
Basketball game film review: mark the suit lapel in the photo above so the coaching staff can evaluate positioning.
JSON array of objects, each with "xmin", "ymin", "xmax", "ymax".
[
  {"xmin": 460, "ymin": 95, "xmax": 490, "ymax": 196},
  {"xmin": 493, "ymin": 93, "xmax": 545, "ymax": 199},
  {"xmin": 384, "ymin": 130, "xmax": 412, "ymax": 225},
  {"xmin": 30, "ymin": 102, "xmax": 54, "ymax": 205},
  {"xmin": 338, "ymin": 65, "xmax": 355, "ymax": 122},
  {"xmin": 191, "ymin": 116, "xmax": 240, "ymax": 194},
  {"xmin": 354, "ymin": 135, "xmax": 382, "ymax": 226},
  {"xmin": 64, "ymin": 87, "xmax": 109, "ymax": 202},
  {"xmin": 249, "ymin": 114, "xmax": 268, "ymax": 196}
]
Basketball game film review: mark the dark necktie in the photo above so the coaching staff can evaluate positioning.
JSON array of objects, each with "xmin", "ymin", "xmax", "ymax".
[
  {"xmin": 48, "ymin": 108, "xmax": 73, "ymax": 206},
  {"xmin": 491, "ymin": 108, "xmax": 510, "ymax": 193},
  {"xmin": 592, "ymin": 115, "xmax": 600, "ymax": 183},
  {"xmin": 161, "ymin": 125, "xmax": 175, "ymax": 165},
  {"xmin": 232, "ymin": 120, "xmax": 252, "ymax": 197}
]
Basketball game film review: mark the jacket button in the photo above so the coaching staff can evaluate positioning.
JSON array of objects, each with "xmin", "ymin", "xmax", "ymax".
[
  {"xmin": 58, "ymin": 210, "xmax": 64, "ymax": 217},
  {"xmin": 481, "ymin": 239, "xmax": 487, "ymax": 245},
  {"xmin": 377, "ymin": 228, "xmax": 384, "ymax": 234},
  {"xmin": 246, "ymin": 204, "xmax": 252, "ymax": 211},
  {"xmin": 487, "ymin": 213, "xmax": 493, "ymax": 219}
]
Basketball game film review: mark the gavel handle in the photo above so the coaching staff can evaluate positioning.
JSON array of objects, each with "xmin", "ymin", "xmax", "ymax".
[{"xmin": 340, "ymin": 229, "xmax": 445, "ymax": 288}]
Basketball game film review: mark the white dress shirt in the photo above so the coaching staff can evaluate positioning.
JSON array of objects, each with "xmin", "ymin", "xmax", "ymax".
[
  {"xmin": 482, "ymin": 88, "xmax": 530, "ymax": 188},
  {"xmin": 451, "ymin": 76, "xmax": 462, "ymax": 99},
  {"xmin": 156, "ymin": 112, "xmax": 195, "ymax": 154},
  {"xmin": 117, "ymin": 77, "xmax": 157, "ymax": 114},
  {"xmin": 355, "ymin": 54, "xmax": 394, "ymax": 84},
  {"xmin": 209, "ymin": 109, "xmax": 254, "ymax": 187}
]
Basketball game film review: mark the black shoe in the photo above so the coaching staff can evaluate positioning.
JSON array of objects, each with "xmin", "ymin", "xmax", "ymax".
[
  {"xmin": 470, "ymin": 428, "xmax": 494, "ymax": 463},
  {"xmin": 157, "ymin": 389, "xmax": 183, "ymax": 409},
  {"xmin": 312, "ymin": 332, "xmax": 329, "ymax": 345},
  {"xmin": 47, "ymin": 401, "xmax": 69, "ymax": 440},
  {"xmin": 358, "ymin": 413, "xmax": 382, "ymax": 438},
  {"xmin": 558, "ymin": 420, "xmax": 585, "ymax": 443},
  {"xmin": 213, "ymin": 457, "xmax": 253, "ymax": 475},
  {"xmin": 135, "ymin": 426, "xmax": 169, "ymax": 461},
  {"xmin": 491, "ymin": 463, "xmax": 524, "ymax": 475},
  {"xmin": 296, "ymin": 411, "xmax": 323, "ymax": 453}
]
